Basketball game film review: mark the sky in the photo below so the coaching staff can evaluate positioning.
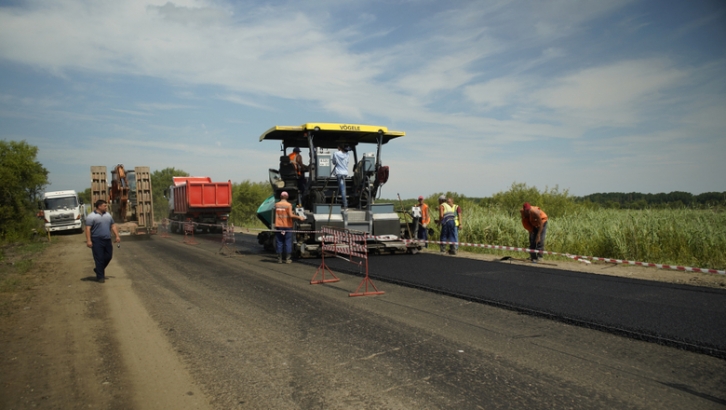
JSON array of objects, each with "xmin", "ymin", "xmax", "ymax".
[{"xmin": 0, "ymin": 0, "xmax": 724, "ymax": 199}]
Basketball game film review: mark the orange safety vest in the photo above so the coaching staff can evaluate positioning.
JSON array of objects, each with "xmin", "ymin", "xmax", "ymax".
[
  {"xmin": 288, "ymin": 152, "xmax": 303, "ymax": 176},
  {"xmin": 274, "ymin": 201, "xmax": 294, "ymax": 228},
  {"xmin": 521, "ymin": 206, "xmax": 548, "ymax": 232},
  {"xmin": 419, "ymin": 203, "xmax": 431, "ymax": 225}
]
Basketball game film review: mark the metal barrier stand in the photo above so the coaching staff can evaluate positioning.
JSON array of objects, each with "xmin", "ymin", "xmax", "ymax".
[
  {"xmin": 311, "ymin": 227, "xmax": 341, "ymax": 284},
  {"xmin": 219, "ymin": 223, "xmax": 236, "ymax": 256},
  {"xmin": 314, "ymin": 227, "xmax": 383, "ymax": 297},
  {"xmin": 183, "ymin": 220, "xmax": 198, "ymax": 245},
  {"xmin": 160, "ymin": 218, "xmax": 171, "ymax": 238}
]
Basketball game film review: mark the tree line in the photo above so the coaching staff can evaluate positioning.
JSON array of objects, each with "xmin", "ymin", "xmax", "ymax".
[
  {"xmin": 576, "ymin": 191, "xmax": 726, "ymax": 209},
  {"xmin": 390, "ymin": 182, "xmax": 725, "ymax": 221},
  {"xmin": 2, "ymin": 139, "xmax": 721, "ymax": 244}
]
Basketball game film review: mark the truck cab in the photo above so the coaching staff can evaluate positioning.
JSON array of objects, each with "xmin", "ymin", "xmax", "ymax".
[{"xmin": 39, "ymin": 190, "xmax": 85, "ymax": 234}]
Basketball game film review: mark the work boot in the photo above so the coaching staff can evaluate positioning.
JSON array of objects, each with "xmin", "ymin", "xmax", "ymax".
[
  {"xmin": 285, "ymin": 256, "xmax": 292, "ymax": 264},
  {"xmin": 277, "ymin": 255, "xmax": 282, "ymax": 264}
]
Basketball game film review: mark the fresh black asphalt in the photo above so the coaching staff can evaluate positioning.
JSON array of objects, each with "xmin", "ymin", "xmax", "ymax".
[{"xmin": 234, "ymin": 234, "xmax": 726, "ymax": 359}]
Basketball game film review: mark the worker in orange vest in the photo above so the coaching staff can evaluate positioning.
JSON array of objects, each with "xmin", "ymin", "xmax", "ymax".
[
  {"xmin": 288, "ymin": 147, "xmax": 308, "ymax": 196},
  {"xmin": 273, "ymin": 191, "xmax": 305, "ymax": 264},
  {"xmin": 415, "ymin": 196, "xmax": 431, "ymax": 246},
  {"xmin": 520, "ymin": 202, "xmax": 548, "ymax": 263}
]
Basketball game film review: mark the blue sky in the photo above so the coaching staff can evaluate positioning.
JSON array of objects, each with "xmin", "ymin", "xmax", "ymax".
[{"xmin": 1, "ymin": 0, "xmax": 724, "ymax": 199}]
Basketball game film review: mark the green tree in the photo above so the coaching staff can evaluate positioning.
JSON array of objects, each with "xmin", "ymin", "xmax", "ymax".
[
  {"xmin": 490, "ymin": 182, "xmax": 543, "ymax": 217},
  {"xmin": 150, "ymin": 167, "xmax": 189, "ymax": 221},
  {"xmin": 489, "ymin": 182, "xmax": 578, "ymax": 218},
  {"xmin": 229, "ymin": 180, "xmax": 272, "ymax": 226},
  {"xmin": 0, "ymin": 140, "xmax": 49, "ymax": 241},
  {"xmin": 79, "ymin": 188, "xmax": 91, "ymax": 207}
]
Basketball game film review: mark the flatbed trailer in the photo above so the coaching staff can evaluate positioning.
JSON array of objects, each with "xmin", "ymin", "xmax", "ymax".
[{"xmin": 91, "ymin": 165, "xmax": 156, "ymax": 236}]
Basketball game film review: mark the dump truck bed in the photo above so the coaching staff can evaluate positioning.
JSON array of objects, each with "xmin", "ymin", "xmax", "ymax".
[{"xmin": 171, "ymin": 177, "xmax": 232, "ymax": 214}]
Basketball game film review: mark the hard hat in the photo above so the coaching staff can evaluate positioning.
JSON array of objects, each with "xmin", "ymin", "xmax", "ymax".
[
  {"xmin": 523, "ymin": 202, "xmax": 531, "ymax": 210},
  {"xmin": 439, "ymin": 195, "xmax": 446, "ymax": 201},
  {"xmin": 293, "ymin": 147, "xmax": 301, "ymax": 152},
  {"xmin": 281, "ymin": 191, "xmax": 289, "ymax": 198},
  {"xmin": 418, "ymin": 196, "xmax": 424, "ymax": 200}
]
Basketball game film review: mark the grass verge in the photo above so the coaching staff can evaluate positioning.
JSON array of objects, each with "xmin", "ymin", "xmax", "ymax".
[{"xmin": 0, "ymin": 241, "xmax": 49, "ymax": 316}]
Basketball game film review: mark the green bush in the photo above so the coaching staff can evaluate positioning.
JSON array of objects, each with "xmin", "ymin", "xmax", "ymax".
[
  {"xmin": 489, "ymin": 182, "xmax": 579, "ymax": 218},
  {"xmin": 229, "ymin": 180, "xmax": 273, "ymax": 227},
  {"xmin": 150, "ymin": 167, "xmax": 189, "ymax": 220},
  {"xmin": 0, "ymin": 140, "xmax": 49, "ymax": 243}
]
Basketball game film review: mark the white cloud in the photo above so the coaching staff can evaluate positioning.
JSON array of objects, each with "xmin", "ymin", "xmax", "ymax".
[
  {"xmin": 537, "ymin": 59, "xmax": 683, "ymax": 108},
  {"xmin": 464, "ymin": 78, "xmax": 525, "ymax": 108},
  {"xmin": 1, "ymin": 0, "xmax": 724, "ymax": 198},
  {"xmin": 531, "ymin": 59, "xmax": 686, "ymax": 127}
]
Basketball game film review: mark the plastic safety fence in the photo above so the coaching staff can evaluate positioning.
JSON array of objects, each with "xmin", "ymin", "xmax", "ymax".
[{"xmin": 317, "ymin": 226, "xmax": 384, "ymax": 297}]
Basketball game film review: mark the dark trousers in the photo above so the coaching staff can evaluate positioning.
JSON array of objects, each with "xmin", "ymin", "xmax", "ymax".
[
  {"xmin": 275, "ymin": 228, "xmax": 293, "ymax": 257},
  {"xmin": 417, "ymin": 220, "xmax": 428, "ymax": 247},
  {"xmin": 440, "ymin": 220, "xmax": 457, "ymax": 252},
  {"xmin": 91, "ymin": 238, "xmax": 113, "ymax": 279},
  {"xmin": 297, "ymin": 176, "xmax": 306, "ymax": 196},
  {"xmin": 529, "ymin": 221, "xmax": 548, "ymax": 260}
]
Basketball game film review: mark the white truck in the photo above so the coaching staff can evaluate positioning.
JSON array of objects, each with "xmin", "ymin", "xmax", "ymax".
[{"xmin": 39, "ymin": 190, "xmax": 86, "ymax": 234}]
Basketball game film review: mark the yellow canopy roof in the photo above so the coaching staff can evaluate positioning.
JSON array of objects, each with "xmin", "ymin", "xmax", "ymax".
[{"xmin": 259, "ymin": 123, "xmax": 405, "ymax": 147}]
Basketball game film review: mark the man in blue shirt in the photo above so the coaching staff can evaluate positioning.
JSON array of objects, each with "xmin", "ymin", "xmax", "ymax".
[
  {"xmin": 331, "ymin": 145, "xmax": 350, "ymax": 209},
  {"xmin": 85, "ymin": 200, "xmax": 121, "ymax": 283}
]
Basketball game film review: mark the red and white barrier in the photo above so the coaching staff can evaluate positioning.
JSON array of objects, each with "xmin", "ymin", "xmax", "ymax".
[{"xmin": 316, "ymin": 226, "xmax": 384, "ymax": 296}]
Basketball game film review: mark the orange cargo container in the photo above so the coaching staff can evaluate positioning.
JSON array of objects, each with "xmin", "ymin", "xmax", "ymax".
[{"xmin": 168, "ymin": 177, "xmax": 232, "ymax": 232}]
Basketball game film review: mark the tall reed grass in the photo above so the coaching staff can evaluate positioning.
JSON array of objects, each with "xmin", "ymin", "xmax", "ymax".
[{"xmin": 439, "ymin": 203, "xmax": 726, "ymax": 270}]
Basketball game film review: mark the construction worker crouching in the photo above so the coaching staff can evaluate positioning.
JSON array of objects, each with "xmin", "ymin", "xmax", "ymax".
[{"xmin": 520, "ymin": 202, "xmax": 548, "ymax": 263}]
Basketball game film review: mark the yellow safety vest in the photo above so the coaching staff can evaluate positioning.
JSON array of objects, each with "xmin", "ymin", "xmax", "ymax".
[{"xmin": 442, "ymin": 203, "xmax": 456, "ymax": 225}]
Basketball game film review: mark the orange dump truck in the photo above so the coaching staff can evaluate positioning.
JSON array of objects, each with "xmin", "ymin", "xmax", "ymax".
[{"xmin": 166, "ymin": 177, "xmax": 233, "ymax": 233}]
